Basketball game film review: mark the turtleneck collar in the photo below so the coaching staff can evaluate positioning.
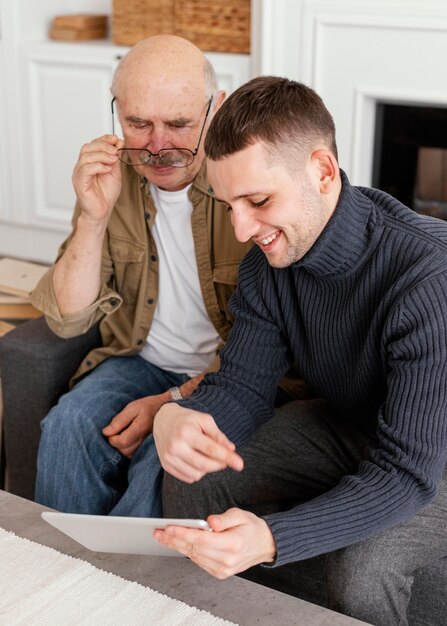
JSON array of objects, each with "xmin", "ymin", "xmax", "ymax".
[{"xmin": 292, "ymin": 170, "xmax": 382, "ymax": 278}]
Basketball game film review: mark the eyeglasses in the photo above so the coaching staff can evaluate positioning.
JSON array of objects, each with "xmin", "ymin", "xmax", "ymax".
[{"xmin": 111, "ymin": 97, "xmax": 212, "ymax": 168}]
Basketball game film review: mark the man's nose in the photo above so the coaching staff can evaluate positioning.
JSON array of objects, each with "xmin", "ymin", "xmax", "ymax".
[
  {"xmin": 231, "ymin": 208, "xmax": 255, "ymax": 243},
  {"xmin": 145, "ymin": 126, "xmax": 167, "ymax": 153}
]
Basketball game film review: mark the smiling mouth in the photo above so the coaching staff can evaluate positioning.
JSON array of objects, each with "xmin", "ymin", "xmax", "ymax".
[{"xmin": 255, "ymin": 230, "xmax": 281, "ymax": 246}]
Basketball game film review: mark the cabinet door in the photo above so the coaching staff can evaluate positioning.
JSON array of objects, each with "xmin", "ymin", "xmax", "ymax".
[
  {"xmin": 0, "ymin": 42, "xmax": 120, "ymax": 262},
  {"xmin": 24, "ymin": 44, "xmax": 117, "ymax": 227}
]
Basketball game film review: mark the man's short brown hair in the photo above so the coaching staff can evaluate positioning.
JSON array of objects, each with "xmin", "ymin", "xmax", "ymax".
[{"xmin": 205, "ymin": 76, "xmax": 338, "ymax": 161}]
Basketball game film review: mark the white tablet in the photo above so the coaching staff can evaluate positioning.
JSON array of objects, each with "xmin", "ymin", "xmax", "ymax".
[{"xmin": 41, "ymin": 511, "xmax": 210, "ymax": 557}]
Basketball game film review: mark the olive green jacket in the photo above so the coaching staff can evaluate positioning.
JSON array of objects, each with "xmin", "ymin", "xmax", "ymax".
[{"xmin": 31, "ymin": 163, "xmax": 252, "ymax": 386}]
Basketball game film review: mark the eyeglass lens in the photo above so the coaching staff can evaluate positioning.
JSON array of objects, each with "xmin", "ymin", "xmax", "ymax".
[
  {"xmin": 117, "ymin": 148, "xmax": 195, "ymax": 168},
  {"xmin": 111, "ymin": 97, "xmax": 212, "ymax": 169}
]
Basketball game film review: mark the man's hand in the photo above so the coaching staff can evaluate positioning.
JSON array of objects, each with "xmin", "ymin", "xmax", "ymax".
[
  {"xmin": 102, "ymin": 374, "xmax": 206, "ymax": 458},
  {"xmin": 103, "ymin": 393, "xmax": 168, "ymax": 458},
  {"xmin": 153, "ymin": 404, "xmax": 243, "ymax": 483},
  {"xmin": 154, "ymin": 508, "xmax": 276, "ymax": 578},
  {"xmin": 72, "ymin": 134, "xmax": 124, "ymax": 224},
  {"xmin": 52, "ymin": 134, "xmax": 126, "ymax": 315}
]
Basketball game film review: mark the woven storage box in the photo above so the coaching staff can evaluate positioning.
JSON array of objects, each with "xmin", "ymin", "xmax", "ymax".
[
  {"xmin": 174, "ymin": 0, "xmax": 250, "ymax": 53},
  {"xmin": 112, "ymin": 0, "xmax": 250, "ymax": 53},
  {"xmin": 113, "ymin": 0, "xmax": 175, "ymax": 46}
]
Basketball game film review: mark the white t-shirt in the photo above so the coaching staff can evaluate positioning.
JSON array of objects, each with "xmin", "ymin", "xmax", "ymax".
[{"xmin": 139, "ymin": 184, "xmax": 220, "ymax": 376}]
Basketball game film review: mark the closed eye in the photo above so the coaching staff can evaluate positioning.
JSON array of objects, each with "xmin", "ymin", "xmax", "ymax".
[
  {"xmin": 126, "ymin": 116, "xmax": 150, "ymax": 129},
  {"xmin": 167, "ymin": 116, "xmax": 191, "ymax": 129},
  {"xmin": 251, "ymin": 197, "xmax": 269, "ymax": 207},
  {"xmin": 168, "ymin": 121, "xmax": 188, "ymax": 129}
]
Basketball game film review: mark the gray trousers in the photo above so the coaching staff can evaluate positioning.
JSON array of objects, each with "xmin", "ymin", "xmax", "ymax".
[{"xmin": 163, "ymin": 399, "xmax": 447, "ymax": 626}]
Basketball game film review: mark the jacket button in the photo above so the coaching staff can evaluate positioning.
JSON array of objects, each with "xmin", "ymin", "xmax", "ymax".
[
  {"xmin": 137, "ymin": 339, "xmax": 144, "ymax": 345},
  {"xmin": 147, "ymin": 298, "xmax": 154, "ymax": 305},
  {"xmin": 109, "ymin": 298, "xmax": 118, "ymax": 306}
]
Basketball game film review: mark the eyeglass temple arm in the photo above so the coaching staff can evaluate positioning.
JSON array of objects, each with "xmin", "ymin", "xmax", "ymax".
[
  {"xmin": 192, "ymin": 97, "xmax": 213, "ymax": 156},
  {"xmin": 111, "ymin": 97, "xmax": 116, "ymax": 135}
]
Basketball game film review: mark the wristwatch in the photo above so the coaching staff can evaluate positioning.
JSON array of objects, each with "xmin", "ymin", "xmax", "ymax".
[{"xmin": 168, "ymin": 386, "xmax": 183, "ymax": 401}]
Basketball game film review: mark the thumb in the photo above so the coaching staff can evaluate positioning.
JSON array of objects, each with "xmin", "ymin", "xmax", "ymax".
[{"xmin": 207, "ymin": 508, "xmax": 245, "ymax": 532}]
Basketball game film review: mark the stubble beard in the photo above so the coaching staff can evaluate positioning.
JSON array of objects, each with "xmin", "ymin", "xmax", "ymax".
[{"xmin": 269, "ymin": 189, "xmax": 327, "ymax": 269}]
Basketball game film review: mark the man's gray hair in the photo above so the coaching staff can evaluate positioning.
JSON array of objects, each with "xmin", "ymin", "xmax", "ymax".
[{"xmin": 204, "ymin": 56, "xmax": 219, "ymax": 100}]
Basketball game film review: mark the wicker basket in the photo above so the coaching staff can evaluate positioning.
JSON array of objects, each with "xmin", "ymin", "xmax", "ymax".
[
  {"xmin": 174, "ymin": 0, "xmax": 250, "ymax": 53},
  {"xmin": 112, "ymin": 0, "xmax": 175, "ymax": 46},
  {"xmin": 112, "ymin": 0, "xmax": 250, "ymax": 53}
]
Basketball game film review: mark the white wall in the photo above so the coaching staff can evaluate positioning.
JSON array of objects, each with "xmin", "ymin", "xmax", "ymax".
[
  {"xmin": 251, "ymin": 0, "xmax": 447, "ymax": 185},
  {"xmin": 16, "ymin": 0, "xmax": 112, "ymax": 41}
]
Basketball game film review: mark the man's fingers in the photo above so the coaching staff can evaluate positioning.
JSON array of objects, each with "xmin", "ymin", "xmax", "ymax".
[
  {"xmin": 154, "ymin": 524, "xmax": 240, "ymax": 578},
  {"xmin": 154, "ymin": 526, "xmax": 211, "ymax": 555},
  {"xmin": 195, "ymin": 416, "xmax": 243, "ymax": 468},
  {"xmin": 163, "ymin": 456, "xmax": 209, "ymax": 483},
  {"xmin": 164, "ymin": 451, "xmax": 240, "ymax": 483},
  {"xmin": 79, "ymin": 135, "xmax": 122, "ymax": 153},
  {"xmin": 166, "ymin": 430, "xmax": 243, "ymax": 476},
  {"xmin": 107, "ymin": 436, "xmax": 137, "ymax": 458},
  {"xmin": 154, "ymin": 405, "xmax": 242, "ymax": 481},
  {"xmin": 102, "ymin": 407, "xmax": 134, "ymax": 436},
  {"xmin": 213, "ymin": 428, "xmax": 236, "ymax": 451},
  {"xmin": 199, "ymin": 437, "xmax": 243, "ymax": 471},
  {"xmin": 74, "ymin": 137, "xmax": 124, "ymax": 181}
]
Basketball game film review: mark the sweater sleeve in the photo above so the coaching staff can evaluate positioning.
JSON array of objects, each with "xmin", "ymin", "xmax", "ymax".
[
  {"xmin": 264, "ymin": 271, "xmax": 447, "ymax": 566},
  {"xmin": 179, "ymin": 247, "xmax": 292, "ymax": 446}
]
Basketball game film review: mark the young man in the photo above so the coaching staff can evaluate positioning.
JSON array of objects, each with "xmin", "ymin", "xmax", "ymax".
[
  {"xmin": 153, "ymin": 76, "xmax": 447, "ymax": 625},
  {"xmin": 31, "ymin": 36, "xmax": 252, "ymax": 516}
]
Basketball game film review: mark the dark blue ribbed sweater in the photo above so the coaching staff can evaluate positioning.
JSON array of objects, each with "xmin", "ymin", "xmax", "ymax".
[{"xmin": 180, "ymin": 172, "xmax": 447, "ymax": 566}]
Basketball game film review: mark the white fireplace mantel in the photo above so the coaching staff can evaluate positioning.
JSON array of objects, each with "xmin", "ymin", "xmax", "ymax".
[{"xmin": 252, "ymin": 0, "xmax": 447, "ymax": 186}]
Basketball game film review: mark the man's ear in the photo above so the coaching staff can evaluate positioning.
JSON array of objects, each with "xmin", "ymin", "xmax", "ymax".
[
  {"xmin": 310, "ymin": 149, "xmax": 339, "ymax": 195},
  {"xmin": 212, "ymin": 90, "xmax": 226, "ymax": 113}
]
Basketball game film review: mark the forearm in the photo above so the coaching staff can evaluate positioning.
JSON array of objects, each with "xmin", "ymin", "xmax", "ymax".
[
  {"xmin": 53, "ymin": 213, "xmax": 108, "ymax": 315},
  {"xmin": 264, "ymin": 453, "xmax": 440, "ymax": 568},
  {"xmin": 172, "ymin": 373, "xmax": 205, "ymax": 400}
]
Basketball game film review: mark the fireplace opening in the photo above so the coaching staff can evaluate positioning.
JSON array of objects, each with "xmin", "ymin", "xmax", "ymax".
[{"xmin": 372, "ymin": 103, "xmax": 447, "ymax": 219}]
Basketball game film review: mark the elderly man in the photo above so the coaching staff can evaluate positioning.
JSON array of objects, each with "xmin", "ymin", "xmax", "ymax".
[
  {"xmin": 31, "ymin": 35, "xmax": 252, "ymax": 516},
  {"xmin": 153, "ymin": 76, "xmax": 447, "ymax": 625}
]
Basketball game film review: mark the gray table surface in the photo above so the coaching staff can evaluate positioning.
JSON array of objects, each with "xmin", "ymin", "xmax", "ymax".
[{"xmin": 0, "ymin": 490, "xmax": 369, "ymax": 625}]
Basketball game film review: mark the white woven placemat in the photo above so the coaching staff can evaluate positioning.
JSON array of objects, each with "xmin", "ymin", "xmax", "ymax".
[{"xmin": 0, "ymin": 527, "xmax": 238, "ymax": 625}]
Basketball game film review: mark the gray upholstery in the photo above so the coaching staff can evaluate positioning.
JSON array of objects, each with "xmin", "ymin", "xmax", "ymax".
[
  {"xmin": 0, "ymin": 317, "xmax": 101, "ymax": 500},
  {"xmin": 0, "ymin": 318, "xmax": 445, "ymax": 624},
  {"xmin": 241, "ymin": 556, "xmax": 447, "ymax": 626}
]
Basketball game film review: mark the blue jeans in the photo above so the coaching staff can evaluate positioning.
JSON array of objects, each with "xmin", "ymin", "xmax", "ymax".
[{"xmin": 35, "ymin": 355, "xmax": 189, "ymax": 516}]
